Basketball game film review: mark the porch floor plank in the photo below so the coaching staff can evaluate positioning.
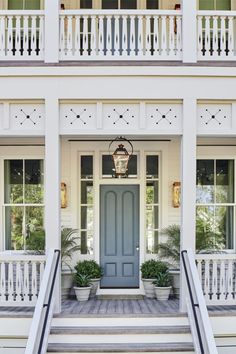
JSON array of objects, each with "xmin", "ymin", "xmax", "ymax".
[{"xmin": 2, "ymin": 298, "xmax": 236, "ymax": 317}]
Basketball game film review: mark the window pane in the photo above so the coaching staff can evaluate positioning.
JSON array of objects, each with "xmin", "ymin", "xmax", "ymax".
[
  {"xmin": 81, "ymin": 156, "xmax": 93, "ymax": 179},
  {"xmin": 81, "ymin": 206, "xmax": 93, "ymax": 230},
  {"xmin": 146, "ymin": 0, "xmax": 159, "ymax": 9},
  {"xmin": 4, "ymin": 160, "xmax": 23, "ymax": 204},
  {"xmin": 25, "ymin": 160, "xmax": 44, "ymax": 204},
  {"xmin": 25, "ymin": 0, "xmax": 40, "ymax": 9},
  {"xmin": 81, "ymin": 181, "xmax": 93, "ymax": 204},
  {"xmin": 146, "ymin": 155, "xmax": 158, "ymax": 178},
  {"xmin": 199, "ymin": 0, "xmax": 214, "ymax": 10},
  {"xmin": 102, "ymin": 0, "xmax": 118, "ymax": 9},
  {"xmin": 25, "ymin": 206, "xmax": 45, "ymax": 252},
  {"xmin": 146, "ymin": 181, "xmax": 158, "ymax": 204},
  {"xmin": 8, "ymin": 0, "xmax": 23, "ymax": 9},
  {"xmin": 5, "ymin": 206, "xmax": 23, "ymax": 250},
  {"xmin": 216, "ymin": 0, "xmax": 231, "ymax": 10},
  {"xmin": 146, "ymin": 230, "xmax": 158, "ymax": 254},
  {"xmin": 196, "ymin": 206, "xmax": 230, "ymax": 251},
  {"xmin": 120, "ymin": 0, "xmax": 137, "ymax": 9},
  {"xmin": 146, "ymin": 205, "xmax": 158, "ymax": 230},
  {"xmin": 215, "ymin": 206, "xmax": 234, "ymax": 249},
  {"xmin": 216, "ymin": 160, "xmax": 234, "ymax": 203},
  {"xmin": 80, "ymin": 0, "xmax": 93, "ymax": 8},
  {"xmin": 81, "ymin": 230, "xmax": 93, "ymax": 254},
  {"xmin": 196, "ymin": 160, "xmax": 214, "ymax": 203}
]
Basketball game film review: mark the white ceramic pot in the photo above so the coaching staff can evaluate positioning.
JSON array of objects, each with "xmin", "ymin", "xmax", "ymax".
[
  {"xmin": 142, "ymin": 278, "xmax": 156, "ymax": 298},
  {"xmin": 154, "ymin": 286, "xmax": 171, "ymax": 301},
  {"xmin": 74, "ymin": 286, "xmax": 91, "ymax": 301}
]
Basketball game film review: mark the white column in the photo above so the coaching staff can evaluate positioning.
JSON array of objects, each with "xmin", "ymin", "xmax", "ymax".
[
  {"xmin": 44, "ymin": 0, "xmax": 60, "ymax": 63},
  {"xmin": 45, "ymin": 97, "xmax": 61, "ymax": 313},
  {"xmin": 181, "ymin": 0, "xmax": 197, "ymax": 63},
  {"xmin": 180, "ymin": 98, "xmax": 197, "ymax": 312}
]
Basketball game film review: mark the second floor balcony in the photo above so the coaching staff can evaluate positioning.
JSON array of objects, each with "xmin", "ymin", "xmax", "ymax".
[{"xmin": 0, "ymin": 6, "xmax": 236, "ymax": 63}]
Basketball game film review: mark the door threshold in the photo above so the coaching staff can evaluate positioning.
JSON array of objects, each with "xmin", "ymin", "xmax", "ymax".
[
  {"xmin": 97, "ymin": 289, "xmax": 143, "ymax": 296},
  {"xmin": 97, "ymin": 294, "xmax": 144, "ymax": 300}
]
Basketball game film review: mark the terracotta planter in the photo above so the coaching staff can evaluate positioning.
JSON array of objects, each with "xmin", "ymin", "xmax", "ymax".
[
  {"xmin": 142, "ymin": 278, "xmax": 156, "ymax": 298},
  {"xmin": 154, "ymin": 286, "xmax": 171, "ymax": 301},
  {"xmin": 74, "ymin": 286, "xmax": 91, "ymax": 302},
  {"xmin": 90, "ymin": 278, "xmax": 101, "ymax": 298}
]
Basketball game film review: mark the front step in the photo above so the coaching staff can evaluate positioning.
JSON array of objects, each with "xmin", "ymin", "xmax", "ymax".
[
  {"xmin": 47, "ymin": 315, "xmax": 194, "ymax": 354},
  {"xmin": 47, "ymin": 342, "xmax": 194, "ymax": 353}
]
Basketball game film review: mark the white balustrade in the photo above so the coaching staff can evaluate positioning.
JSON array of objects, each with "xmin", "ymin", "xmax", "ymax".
[
  {"xmin": 196, "ymin": 254, "xmax": 236, "ymax": 305},
  {"xmin": 197, "ymin": 11, "xmax": 236, "ymax": 60},
  {"xmin": 0, "ymin": 253, "xmax": 46, "ymax": 306},
  {"xmin": 0, "ymin": 10, "xmax": 44, "ymax": 60},
  {"xmin": 59, "ymin": 10, "xmax": 182, "ymax": 60}
]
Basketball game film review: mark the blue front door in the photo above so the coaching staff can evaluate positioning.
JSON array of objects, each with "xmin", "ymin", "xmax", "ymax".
[{"xmin": 100, "ymin": 185, "xmax": 139, "ymax": 288}]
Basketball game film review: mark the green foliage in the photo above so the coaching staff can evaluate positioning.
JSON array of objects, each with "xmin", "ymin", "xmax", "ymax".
[
  {"xmin": 74, "ymin": 260, "xmax": 103, "ymax": 279},
  {"xmin": 73, "ymin": 273, "xmax": 91, "ymax": 287},
  {"xmin": 26, "ymin": 230, "xmax": 45, "ymax": 254},
  {"xmin": 196, "ymin": 213, "xmax": 225, "ymax": 252},
  {"xmin": 61, "ymin": 227, "xmax": 80, "ymax": 269},
  {"xmin": 153, "ymin": 271, "xmax": 171, "ymax": 287},
  {"xmin": 141, "ymin": 259, "xmax": 168, "ymax": 279},
  {"xmin": 158, "ymin": 224, "xmax": 180, "ymax": 268}
]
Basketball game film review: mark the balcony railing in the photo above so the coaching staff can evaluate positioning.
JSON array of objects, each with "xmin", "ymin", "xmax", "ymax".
[
  {"xmin": 0, "ymin": 9, "xmax": 236, "ymax": 62},
  {"xmin": 197, "ymin": 11, "xmax": 236, "ymax": 60},
  {"xmin": 0, "ymin": 10, "xmax": 44, "ymax": 60},
  {"xmin": 59, "ymin": 10, "xmax": 182, "ymax": 60}
]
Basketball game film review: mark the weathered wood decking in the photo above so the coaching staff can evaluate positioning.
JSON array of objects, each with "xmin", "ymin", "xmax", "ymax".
[{"xmin": 0, "ymin": 297, "xmax": 236, "ymax": 317}]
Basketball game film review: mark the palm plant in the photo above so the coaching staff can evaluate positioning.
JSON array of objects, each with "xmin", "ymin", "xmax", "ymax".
[
  {"xmin": 61, "ymin": 227, "xmax": 80, "ymax": 270},
  {"xmin": 158, "ymin": 224, "xmax": 180, "ymax": 268}
]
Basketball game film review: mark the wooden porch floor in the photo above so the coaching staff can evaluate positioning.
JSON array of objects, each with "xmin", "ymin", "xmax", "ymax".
[{"xmin": 1, "ymin": 297, "xmax": 236, "ymax": 317}]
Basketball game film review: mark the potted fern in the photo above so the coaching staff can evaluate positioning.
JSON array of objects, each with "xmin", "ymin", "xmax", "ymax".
[
  {"xmin": 153, "ymin": 270, "xmax": 172, "ymax": 301},
  {"xmin": 61, "ymin": 227, "xmax": 80, "ymax": 300},
  {"xmin": 158, "ymin": 224, "xmax": 180, "ymax": 298},
  {"xmin": 74, "ymin": 260, "xmax": 103, "ymax": 298},
  {"xmin": 73, "ymin": 273, "xmax": 91, "ymax": 301},
  {"xmin": 141, "ymin": 259, "xmax": 168, "ymax": 298}
]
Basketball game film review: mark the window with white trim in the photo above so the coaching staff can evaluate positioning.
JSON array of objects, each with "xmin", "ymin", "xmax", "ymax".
[
  {"xmin": 79, "ymin": 155, "xmax": 94, "ymax": 254},
  {"xmin": 4, "ymin": 159, "xmax": 44, "ymax": 251},
  {"xmin": 196, "ymin": 159, "xmax": 235, "ymax": 251},
  {"xmin": 145, "ymin": 155, "xmax": 159, "ymax": 254}
]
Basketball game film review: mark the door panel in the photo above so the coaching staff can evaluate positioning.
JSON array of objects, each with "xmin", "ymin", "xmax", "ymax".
[{"xmin": 100, "ymin": 185, "xmax": 139, "ymax": 288}]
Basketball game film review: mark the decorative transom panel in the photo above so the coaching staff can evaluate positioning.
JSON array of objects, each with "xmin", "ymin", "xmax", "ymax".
[
  {"xmin": 60, "ymin": 104, "xmax": 96, "ymax": 130},
  {"xmin": 197, "ymin": 104, "xmax": 232, "ymax": 131},
  {"xmin": 103, "ymin": 104, "xmax": 139, "ymax": 130},
  {"xmin": 146, "ymin": 104, "xmax": 182, "ymax": 131},
  {"xmin": 10, "ymin": 104, "xmax": 45, "ymax": 130}
]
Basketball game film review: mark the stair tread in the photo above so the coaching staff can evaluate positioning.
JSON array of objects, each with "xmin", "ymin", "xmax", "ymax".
[
  {"xmin": 47, "ymin": 342, "xmax": 194, "ymax": 352},
  {"xmin": 50, "ymin": 326, "xmax": 191, "ymax": 335}
]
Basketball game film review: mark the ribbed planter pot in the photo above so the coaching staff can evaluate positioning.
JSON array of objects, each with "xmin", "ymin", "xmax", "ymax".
[
  {"xmin": 142, "ymin": 278, "xmax": 156, "ymax": 298},
  {"xmin": 169, "ymin": 269, "xmax": 180, "ymax": 299},
  {"xmin": 89, "ymin": 278, "xmax": 101, "ymax": 298},
  {"xmin": 74, "ymin": 286, "xmax": 91, "ymax": 302},
  {"xmin": 61, "ymin": 271, "xmax": 73, "ymax": 300},
  {"xmin": 154, "ymin": 286, "xmax": 171, "ymax": 301}
]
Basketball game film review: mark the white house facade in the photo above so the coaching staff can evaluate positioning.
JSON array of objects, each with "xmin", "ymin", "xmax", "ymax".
[{"xmin": 1, "ymin": 0, "xmax": 236, "ymax": 353}]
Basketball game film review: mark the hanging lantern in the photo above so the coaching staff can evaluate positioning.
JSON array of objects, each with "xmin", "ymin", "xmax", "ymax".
[{"xmin": 109, "ymin": 137, "xmax": 133, "ymax": 177}]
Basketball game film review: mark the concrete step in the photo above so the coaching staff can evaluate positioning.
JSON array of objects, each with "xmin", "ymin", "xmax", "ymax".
[{"xmin": 47, "ymin": 342, "xmax": 195, "ymax": 353}]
